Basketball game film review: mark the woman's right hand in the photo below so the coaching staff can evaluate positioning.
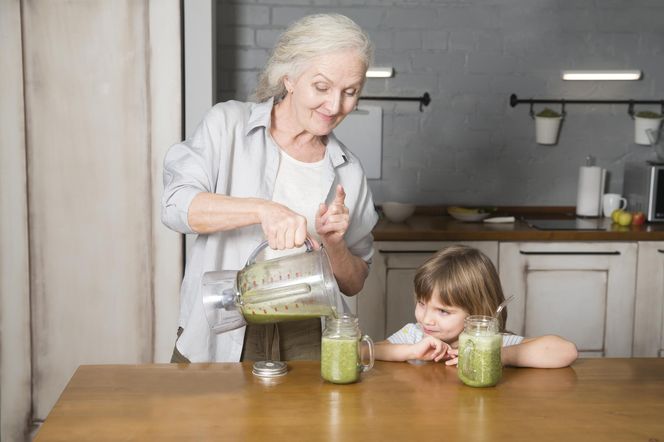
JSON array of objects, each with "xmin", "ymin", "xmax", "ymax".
[{"xmin": 258, "ymin": 201, "xmax": 308, "ymax": 250}]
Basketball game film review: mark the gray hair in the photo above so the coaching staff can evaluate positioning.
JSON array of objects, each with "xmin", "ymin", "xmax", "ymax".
[{"xmin": 253, "ymin": 14, "xmax": 374, "ymax": 103}]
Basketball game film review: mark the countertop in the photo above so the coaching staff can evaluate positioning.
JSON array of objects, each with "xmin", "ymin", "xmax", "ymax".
[
  {"xmin": 35, "ymin": 359, "xmax": 664, "ymax": 441},
  {"xmin": 374, "ymin": 206, "xmax": 664, "ymax": 241}
]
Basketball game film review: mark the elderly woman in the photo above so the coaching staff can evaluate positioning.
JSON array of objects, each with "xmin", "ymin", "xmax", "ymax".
[{"xmin": 162, "ymin": 14, "xmax": 379, "ymax": 363}]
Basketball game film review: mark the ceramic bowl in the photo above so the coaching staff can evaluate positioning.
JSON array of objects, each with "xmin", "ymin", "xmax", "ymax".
[
  {"xmin": 382, "ymin": 202, "xmax": 416, "ymax": 223},
  {"xmin": 447, "ymin": 206, "xmax": 493, "ymax": 222}
]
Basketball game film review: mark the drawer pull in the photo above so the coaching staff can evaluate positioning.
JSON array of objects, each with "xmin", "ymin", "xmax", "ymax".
[
  {"xmin": 519, "ymin": 251, "xmax": 621, "ymax": 256},
  {"xmin": 658, "ymin": 249, "xmax": 664, "ymax": 254}
]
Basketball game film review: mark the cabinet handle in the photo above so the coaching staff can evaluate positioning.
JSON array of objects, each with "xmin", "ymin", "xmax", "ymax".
[
  {"xmin": 658, "ymin": 249, "xmax": 664, "ymax": 254},
  {"xmin": 519, "ymin": 251, "xmax": 621, "ymax": 256}
]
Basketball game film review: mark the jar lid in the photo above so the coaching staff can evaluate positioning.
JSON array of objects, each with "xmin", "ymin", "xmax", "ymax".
[{"xmin": 252, "ymin": 360, "xmax": 288, "ymax": 378}]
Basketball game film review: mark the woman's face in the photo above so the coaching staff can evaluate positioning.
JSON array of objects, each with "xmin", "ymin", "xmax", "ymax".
[
  {"xmin": 414, "ymin": 295, "xmax": 469, "ymax": 346},
  {"xmin": 284, "ymin": 50, "xmax": 366, "ymax": 136}
]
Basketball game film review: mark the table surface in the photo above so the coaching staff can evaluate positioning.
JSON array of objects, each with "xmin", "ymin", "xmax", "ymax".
[{"xmin": 35, "ymin": 359, "xmax": 664, "ymax": 441}]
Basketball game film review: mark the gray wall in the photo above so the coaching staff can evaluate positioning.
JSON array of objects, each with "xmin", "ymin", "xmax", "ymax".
[{"xmin": 215, "ymin": 0, "xmax": 664, "ymax": 206}]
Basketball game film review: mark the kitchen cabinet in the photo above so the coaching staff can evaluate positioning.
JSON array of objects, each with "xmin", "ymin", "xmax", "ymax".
[
  {"xmin": 352, "ymin": 241, "xmax": 499, "ymax": 341},
  {"xmin": 499, "ymin": 242, "xmax": 637, "ymax": 357},
  {"xmin": 633, "ymin": 242, "xmax": 664, "ymax": 357}
]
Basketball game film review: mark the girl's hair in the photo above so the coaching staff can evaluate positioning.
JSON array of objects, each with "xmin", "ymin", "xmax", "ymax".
[
  {"xmin": 414, "ymin": 245, "xmax": 508, "ymax": 330},
  {"xmin": 253, "ymin": 13, "xmax": 374, "ymax": 103}
]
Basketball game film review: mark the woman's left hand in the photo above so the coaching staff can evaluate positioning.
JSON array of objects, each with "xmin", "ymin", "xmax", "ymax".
[{"xmin": 315, "ymin": 184, "xmax": 350, "ymax": 246}]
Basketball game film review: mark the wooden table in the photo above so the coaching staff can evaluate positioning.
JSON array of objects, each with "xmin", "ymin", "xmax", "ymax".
[{"xmin": 35, "ymin": 359, "xmax": 664, "ymax": 441}]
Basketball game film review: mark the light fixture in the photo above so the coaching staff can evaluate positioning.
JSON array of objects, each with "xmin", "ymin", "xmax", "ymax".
[
  {"xmin": 366, "ymin": 67, "xmax": 394, "ymax": 78},
  {"xmin": 562, "ymin": 70, "xmax": 642, "ymax": 81}
]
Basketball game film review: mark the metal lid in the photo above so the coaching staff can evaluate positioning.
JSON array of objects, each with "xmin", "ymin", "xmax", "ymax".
[{"xmin": 252, "ymin": 360, "xmax": 288, "ymax": 378}]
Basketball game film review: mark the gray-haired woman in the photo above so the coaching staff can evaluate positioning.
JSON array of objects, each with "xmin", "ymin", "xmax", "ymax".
[{"xmin": 162, "ymin": 14, "xmax": 379, "ymax": 363}]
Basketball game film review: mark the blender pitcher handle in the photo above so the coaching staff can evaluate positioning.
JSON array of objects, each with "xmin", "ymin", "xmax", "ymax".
[{"xmin": 246, "ymin": 239, "xmax": 315, "ymax": 266}]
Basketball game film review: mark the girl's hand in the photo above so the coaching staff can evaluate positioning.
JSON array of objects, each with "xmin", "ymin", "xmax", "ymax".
[
  {"xmin": 315, "ymin": 185, "xmax": 350, "ymax": 247},
  {"xmin": 411, "ymin": 336, "xmax": 452, "ymax": 362},
  {"xmin": 444, "ymin": 348, "xmax": 459, "ymax": 366},
  {"xmin": 258, "ymin": 201, "xmax": 307, "ymax": 250}
]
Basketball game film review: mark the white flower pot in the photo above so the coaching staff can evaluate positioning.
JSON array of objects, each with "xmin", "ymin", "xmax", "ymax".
[
  {"xmin": 634, "ymin": 116, "xmax": 664, "ymax": 145},
  {"xmin": 535, "ymin": 116, "xmax": 562, "ymax": 145}
]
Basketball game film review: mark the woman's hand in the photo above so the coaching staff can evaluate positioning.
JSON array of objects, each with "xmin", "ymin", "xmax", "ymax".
[
  {"xmin": 312, "ymin": 184, "xmax": 367, "ymax": 296},
  {"xmin": 316, "ymin": 184, "xmax": 350, "ymax": 247},
  {"xmin": 257, "ymin": 201, "xmax": 308, "ymax": 250},
  {"xmin": 411, "ymin": 336, "xmax": 453, "ymax": 362}
]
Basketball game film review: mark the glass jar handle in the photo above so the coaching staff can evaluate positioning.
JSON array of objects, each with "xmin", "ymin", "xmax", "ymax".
[
  {"xmin": 359, "ymin": 335, "xmax": 374, "ymax": 372},
  {"xmin": 461, "ymin": 340, "xmax": 476, "ymax": 381}
]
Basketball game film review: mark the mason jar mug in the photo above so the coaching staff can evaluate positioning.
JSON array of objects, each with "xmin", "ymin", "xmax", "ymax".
[
  {"xmin": 321, "ymin": 314, "xmax": 374, "ymax": 384},
  {"xmin": 457, "ymin": 315, "xmax": 503, "ymax": 387}
]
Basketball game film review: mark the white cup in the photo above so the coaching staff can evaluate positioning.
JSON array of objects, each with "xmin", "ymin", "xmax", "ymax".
[{"xmin": 602, "ymin": 193, "xmax": 627, "ymax": 218}]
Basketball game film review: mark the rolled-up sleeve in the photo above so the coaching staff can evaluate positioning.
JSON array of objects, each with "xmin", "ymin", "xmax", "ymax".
[{"xmin": 161, "ymin": 108, "xmax": 223, "ymax": 234}]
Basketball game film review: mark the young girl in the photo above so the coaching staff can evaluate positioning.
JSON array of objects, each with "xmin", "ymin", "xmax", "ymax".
[{"xmin": 375, "ymin": 245, "xmax": 578, "ymax": 368}]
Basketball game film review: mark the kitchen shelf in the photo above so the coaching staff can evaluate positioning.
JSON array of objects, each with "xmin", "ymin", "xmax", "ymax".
[
  {"xmin": 510, "ymin": 93, "xmax": 664, "ymax": 118},
  {"xmin": 360, "ymin": 92, "xmax": 431, "ymax": 111}
]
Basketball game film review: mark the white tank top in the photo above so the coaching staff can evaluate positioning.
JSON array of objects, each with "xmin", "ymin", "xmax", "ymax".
[{"xmin": 264, "ymin": 148, "xmax": 329, "ymax": 260}]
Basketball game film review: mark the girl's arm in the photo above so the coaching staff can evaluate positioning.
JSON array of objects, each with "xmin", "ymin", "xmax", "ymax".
[
  {"xmin": 374, "ymin": 336, "xmax": 451, "ymax": 362},
  {"xmin": 501, "ymin": 335, "xmax": 578, "ymax": 368}
]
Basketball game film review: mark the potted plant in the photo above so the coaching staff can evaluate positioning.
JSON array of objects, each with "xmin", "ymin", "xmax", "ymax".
[
  {"xmin": 634, "ymin": 110, "xmax": 664, "ymax": 145},
  {"xmin": 534, "ymin": 108, "xmax": 563, "ymax": 145}
]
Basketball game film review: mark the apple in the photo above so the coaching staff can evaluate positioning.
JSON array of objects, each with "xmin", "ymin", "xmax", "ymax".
[
  {"xmin": 617, "ymin": 211, "xmax": 633, "ymax": 227},
  {"xmin": 611, "ymin": 209, "xmax": 624, "ymax": 223},
  {"xmin": 632, "ymin": 211, "xmax": 646, "ymax": 226}
]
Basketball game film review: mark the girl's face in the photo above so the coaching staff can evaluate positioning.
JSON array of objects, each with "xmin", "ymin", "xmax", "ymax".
[
  {"xmin": 283, "ymin": 50, "xmax": 365, "ymax": 136},
  {"xmin": 415, "ymin": 296, "xmax": 469, "ymax": 346}
]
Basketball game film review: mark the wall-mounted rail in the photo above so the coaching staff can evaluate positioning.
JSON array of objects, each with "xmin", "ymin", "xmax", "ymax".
[
  {"xmin": 360, "ymin": 92, "xmax": 431, "ymax": 112},
  {"xmin": 510, "ymin": 93, "xmax": 664, "ymax": 119}
]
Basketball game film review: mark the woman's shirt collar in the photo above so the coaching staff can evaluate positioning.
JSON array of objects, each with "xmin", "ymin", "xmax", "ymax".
[{"xmin": 245, "ymin": 98, "xmax": 349, "ymax": 169}]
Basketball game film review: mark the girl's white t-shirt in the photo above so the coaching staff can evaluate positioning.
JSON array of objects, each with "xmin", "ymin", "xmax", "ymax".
[
  {"xmin": 388, "ymin": 323, "xmax": 524, "ymax": 347},
  {"xmin": 264, "ymin": 147, "xmax": 329, "ymax": 260}
]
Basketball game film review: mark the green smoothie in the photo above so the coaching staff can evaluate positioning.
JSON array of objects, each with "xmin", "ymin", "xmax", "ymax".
[
  {"xmin": 241, "ymin": 304, "xmax": 335, "ymax": 324},
  {"xmin": 457, "ymin": 332, "xmax": 502, "ymax": 387},
  {"xmin": 321, "ymin": 337, "xmax": 359, "ymax": 384}
]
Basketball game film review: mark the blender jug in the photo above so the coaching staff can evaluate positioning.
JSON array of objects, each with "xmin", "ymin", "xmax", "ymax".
[{"xmin": 202, "ymin": 240, "xmax": 340, "ymax": 334}]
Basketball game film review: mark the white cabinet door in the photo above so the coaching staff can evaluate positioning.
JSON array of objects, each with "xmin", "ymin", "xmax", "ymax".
[
  {"xmin": 633, "ymin": 242, "xmax": 664, "ymax": 357},
  {"xmin": 385, "ymin": 254, "xmax": 434, "ymax": 338},
  {"xmin": 499, "ymin": 242, "xmax": 637, "ymax": 357},
  {"xmin": 356, "ymin": 241, "xmax": 498, "ymax": 341}
]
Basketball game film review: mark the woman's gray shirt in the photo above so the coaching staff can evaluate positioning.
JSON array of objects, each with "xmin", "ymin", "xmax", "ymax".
[{"xmin": 161, "ymin": 99, "xmax": 379, "ymax": 362}]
